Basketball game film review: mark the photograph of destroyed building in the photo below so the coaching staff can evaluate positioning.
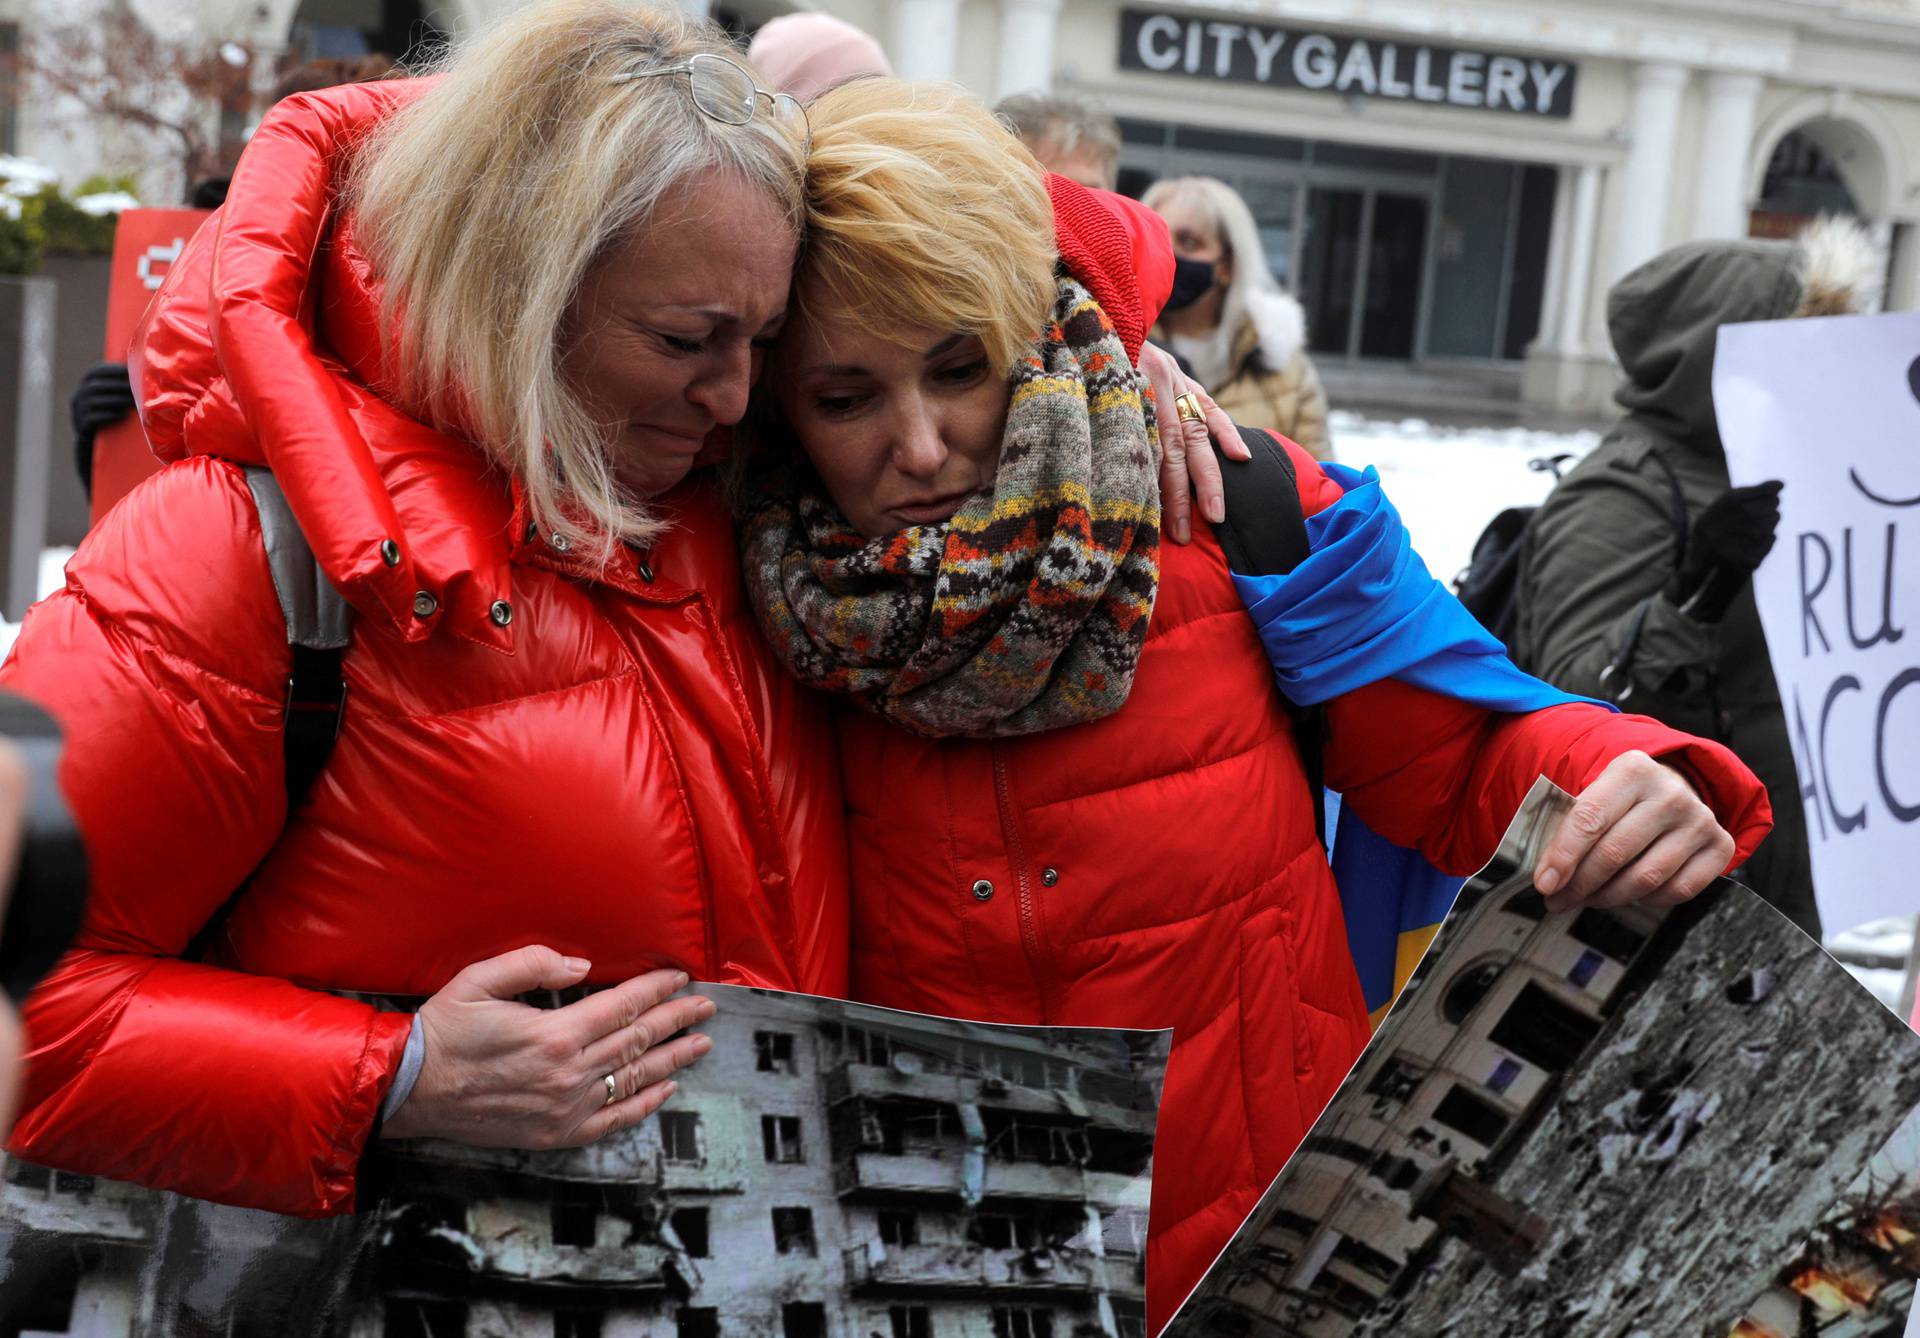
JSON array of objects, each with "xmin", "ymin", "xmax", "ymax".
[
  {"xmin": 1734, "ymin": 1103, "xmax": 1920, "ymax": 1337},
  {"xmin": 1162, "ymin": 779, "xmax": 1920, "ymax": 1338},
  {"xmin": 0, "ymin": 988, "xmax": 1168, "ymax": 1338}
]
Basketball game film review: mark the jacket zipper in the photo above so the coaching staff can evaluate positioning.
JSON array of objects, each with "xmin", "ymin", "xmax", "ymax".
[{"xmin": 992, "ymin": 743, "xmax": 1053, "ymax": 1023}]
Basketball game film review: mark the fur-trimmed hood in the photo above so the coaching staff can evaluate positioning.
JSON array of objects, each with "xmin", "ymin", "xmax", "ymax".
[
  {"xmin": 1610, "ymin": 215, "xmax": 1881, "ymax": 451},
  {"xmin": 1233, "ymin": 285, "xmax": 1309, "ymax": 374}
]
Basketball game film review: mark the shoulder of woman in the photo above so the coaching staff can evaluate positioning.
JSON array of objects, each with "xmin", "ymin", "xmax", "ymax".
[{"xmin": 60, "ymin": 458, "xmax": 291, "ymax": 694}]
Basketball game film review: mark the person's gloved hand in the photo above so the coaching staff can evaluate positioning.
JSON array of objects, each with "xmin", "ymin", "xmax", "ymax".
[
  {"xmin": 70, "ymin": 362, "xmax": 135, "ymax": 498},
  {"xmin": 1667, "ymin": 480, "xmax": 1784, "ymax": 623}
]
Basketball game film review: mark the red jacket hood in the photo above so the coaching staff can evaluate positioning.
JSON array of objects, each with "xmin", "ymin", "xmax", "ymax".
[
  {"xmin": 1046, "ymin": 174, "xmax": 1175, "ymax": 362},
  {"xmin": 129, "ymin": 78, "xmax": 496, "ymax": 646}
]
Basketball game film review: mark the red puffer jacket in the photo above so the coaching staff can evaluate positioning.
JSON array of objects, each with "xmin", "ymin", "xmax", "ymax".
[
  {"xmin": 840, "ymin": 185, "xmax": 1773, "ymax": 1334},
  {"xmin": 0, "ymin": 82, "xmax": 849, "ymax": 1215}
]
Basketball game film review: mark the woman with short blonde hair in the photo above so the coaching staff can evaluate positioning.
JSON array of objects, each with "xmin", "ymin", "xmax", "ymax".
[
  {"xmin": 742, "ymin": 78, "xmax": 1771, "ymax": 1331},
  {"xmin": 4, "ymin": 0, "xmax": 850, "ymax": 1218}
]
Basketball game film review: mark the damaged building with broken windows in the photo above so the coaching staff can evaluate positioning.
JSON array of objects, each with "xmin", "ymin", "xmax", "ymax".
[
  {"xmin": 0, "ymin": 988, "xmax": 1166, "ymax": 1338},
  {"xmin": 1164, "ymin": 803, "xmax": 1920, "ymax": 1338},
  {"xmin": 1166, "ymin": 885, "xmax": 1668, "ymax": 1337}
]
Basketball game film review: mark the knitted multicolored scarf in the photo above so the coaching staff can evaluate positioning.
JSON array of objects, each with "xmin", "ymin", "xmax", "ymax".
[{"xmin": 741, "ymin": 277, "xmax": 1161, "ymax": 738}]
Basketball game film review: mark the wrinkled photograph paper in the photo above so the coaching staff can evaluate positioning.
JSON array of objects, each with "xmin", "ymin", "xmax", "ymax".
[
  {"xmin": 1163, "ymin": 778, "xmax": 1920, "ymax": 1338},
  {"xmin": 0, "ymin": 989, "xmax": 1170, "ymax": 1337}
]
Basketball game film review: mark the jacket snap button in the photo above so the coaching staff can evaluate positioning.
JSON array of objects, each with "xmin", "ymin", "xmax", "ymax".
[
  {"xmin": 637, "ymin": 561, "xmax": 655, "ymax": 584},
  {"xmin": 380, "ymin": 539, "xmax": 400, "ymax": 567},
  {"xmin": 412, "ymin": 591, "xmax": 439, "ymax": 618},
  {"xmin": 489, "ymin": 599, "xmax": 514, "ymax": 627},
  {"xmin": 548, "ymin": 531, "xmax": 572, "ymax": 554},
  {"xmin": 971, "ymin": 879, "xmax": 994, "ymax": 902},
  {"xmin": 1041, "ymin": 867, "xmax": 1059, "ymax": 887}
]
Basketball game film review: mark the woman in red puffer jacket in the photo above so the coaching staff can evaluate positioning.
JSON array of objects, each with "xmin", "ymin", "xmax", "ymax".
[
  {"xmin": 740, "ymin": 79, "xmax": 1774, "ymax": 1333},
  {"xmin": 0, "ymin": 2, "xmax": 853, "ymax": 1216}
]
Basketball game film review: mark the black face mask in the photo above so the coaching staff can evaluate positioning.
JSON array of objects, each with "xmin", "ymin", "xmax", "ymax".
[{"xmin": 1163, "ymin": 255, "xmax": 1217, "ymax": 313}]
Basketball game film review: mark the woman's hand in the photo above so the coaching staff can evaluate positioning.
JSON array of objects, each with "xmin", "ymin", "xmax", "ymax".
[
  {"xmin": 1533, "ymin": 751, "xmax": 1736, "ymax": 913},
  {"xmin": 1137, "ymin": 341, "xmax": 1245, "ymax": 544},
  {"xmin": 380, "ymin": 946, "xmax": 715, "ymax": 1148}
]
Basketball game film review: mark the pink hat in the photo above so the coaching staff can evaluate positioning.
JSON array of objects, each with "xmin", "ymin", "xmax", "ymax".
[{"xmin": 746, "ymin": 13, "xmax": 892, "ymax": 104}]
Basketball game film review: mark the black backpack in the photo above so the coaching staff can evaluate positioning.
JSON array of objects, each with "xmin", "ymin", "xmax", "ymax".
[
  {"xmin": 1452, "ymin": 449, "xmax": 1691, "ymax": 683},
  {"xmin": 1449, "ymin": 453, "xmax": 1577, "ymax": 657}
]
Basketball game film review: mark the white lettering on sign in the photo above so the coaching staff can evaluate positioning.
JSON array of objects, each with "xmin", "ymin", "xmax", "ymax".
[
  {"xmin": 1447, "ymin": 51, "xmax": 1486, "ymax": 107},
  {"xmin": 1378, "ymin": 44, "xmax": 1412, "ymax": 99},
  {"xmin": 1119, "ymin": 10, "xmax": 1577, "ymax": 119},
  {"xmin": 1294, "ymin": 34, "xmax": 1337, "ymax": 89},
  {"xmin": 1336, "ymin": 40, "xmax": 1379, "ymax": 96},
  {"xmin": 137, "ymin": 238, "xmax": 185, "ymax": 291},
  {"xmin": 1412, "ymin": 48, "xmax": 1445, "ymax": 102},
  {"xmin": 1248, "ymin": 27, "xmax": 1287, "ymax": 82},
  {"xmin": 1487, "ymin": 55, "xmax": 1528, "ymax": 111},
  {"xmin": 1136, "ymin": 14, "xmax": 1182, "ymax": 71},
  {"xmin": 1205, "ymin": 22, "xmax": 1244, "ymax": 78},
  {"xmin": 1531, "ymin": 60, "xmax": 1570, "ymax": 114}
]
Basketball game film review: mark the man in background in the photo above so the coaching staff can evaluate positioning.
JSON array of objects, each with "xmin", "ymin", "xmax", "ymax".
[{"xmin": 997, "ymin": 91, "xmax": 1120, "ymax": 192}]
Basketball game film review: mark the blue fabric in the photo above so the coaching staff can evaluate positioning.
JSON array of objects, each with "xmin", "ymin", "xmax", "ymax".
[{"xmin": 1232, "ymin": 463, "xmax": 1615, "ymax": 1013}]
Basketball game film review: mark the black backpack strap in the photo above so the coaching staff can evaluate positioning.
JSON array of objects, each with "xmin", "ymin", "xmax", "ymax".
[
  {"xmin": 1598, "ymin": 448, "xmax": 1693, "ymax": 704},
  {"xmin": 245, "ymin": 467, "xmax": 352, "ymax": 811},
  {"xmin": 186, "ymin": 471, "xmax": 351, "ymax": 963},
  {"xmin": 1209, "ymin": 426, "xmax": 1328, "ymax": 846}
]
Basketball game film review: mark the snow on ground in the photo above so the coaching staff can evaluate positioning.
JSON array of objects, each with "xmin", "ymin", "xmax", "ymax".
[
  {"xmin": 1327, "ymin": 408, "xmax": 1601, "ymax": 587},
  {"xmin": 1, "ymin": 416, "xmax": 1913, "ymax": 1018},
  {"xmin": 0, "ymin": 547, "xmax": 72, "ymax": 663}
]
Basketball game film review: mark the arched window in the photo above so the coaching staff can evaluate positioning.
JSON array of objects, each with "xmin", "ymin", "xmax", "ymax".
[{"xmin": 1442, "ymin": 960, "xmax": 1504, "ymax": 1026}]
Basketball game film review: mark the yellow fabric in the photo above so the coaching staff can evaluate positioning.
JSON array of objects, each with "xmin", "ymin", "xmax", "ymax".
[{"xmin": 1367, "ymin": 921, "xmax": 1444, "ymax": 1030}]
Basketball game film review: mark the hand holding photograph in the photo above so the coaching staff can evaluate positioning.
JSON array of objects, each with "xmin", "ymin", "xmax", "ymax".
[{"xmin": 1163, "ymin": 778, "xmax": 1920, "ymax": 1338}]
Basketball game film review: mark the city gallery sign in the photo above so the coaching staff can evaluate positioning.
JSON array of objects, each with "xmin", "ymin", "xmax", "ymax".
[{"xmin": 1119, "ymin": 9, "xmax": 1578, "ymax": 119}]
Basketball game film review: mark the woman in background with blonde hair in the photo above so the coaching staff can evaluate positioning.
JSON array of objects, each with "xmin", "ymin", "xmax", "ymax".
[
  {"xmin": 1, "ymin": 0, "xmax": 851, "ymax": 1215},
  {"xmin": 1145, "ymin": 174, "xmax": 1334, "ymax": 459}
]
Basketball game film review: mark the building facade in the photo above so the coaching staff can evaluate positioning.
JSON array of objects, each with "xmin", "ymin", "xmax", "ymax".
[
  {"xmin": 7, "ymin": 0, "xmax": 1918, "ymax": 412},
  {"xmin": 1174, "ymin": 887, "xmax": 1668, "ymax": 1335},
  {"xmin": 0, "ymin": 988, "xmax": 1162, "ymax": 1338}
]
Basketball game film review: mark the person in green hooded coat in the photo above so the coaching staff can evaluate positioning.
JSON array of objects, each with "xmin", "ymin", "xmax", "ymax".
[{"xmin": 1519, "ymin": 218, "xmax": 1883, "ymax": 940}]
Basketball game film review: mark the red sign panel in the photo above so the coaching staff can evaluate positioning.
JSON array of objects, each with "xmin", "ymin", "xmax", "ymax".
[{"xmin": 90, "ymin": 208, "xmax": 212, "ymax": 526}]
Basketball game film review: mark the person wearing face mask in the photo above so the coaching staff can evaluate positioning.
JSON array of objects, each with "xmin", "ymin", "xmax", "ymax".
[
  {"xmin": 1145, "ymin": 174, "xmax": 1333, "ymax": 461},
  {"xmin": 739, "ymin": 79, "xmax": 1773, "ymax": 1332}
]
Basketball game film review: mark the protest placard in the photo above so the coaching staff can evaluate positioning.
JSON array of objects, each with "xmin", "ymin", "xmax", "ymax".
[{"xmin": 1714, "ymin": 312, "xmax": 1920, "ymax": 937}]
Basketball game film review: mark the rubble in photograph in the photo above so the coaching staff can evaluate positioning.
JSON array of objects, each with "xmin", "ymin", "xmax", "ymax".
[{"xmin": 1164, "ymin": 779, "xmax": 1920, "ymax": 1338}]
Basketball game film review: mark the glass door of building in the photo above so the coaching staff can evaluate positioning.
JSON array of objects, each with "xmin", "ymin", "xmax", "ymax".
[{"xmin": 1301, "ymin": 187, "xmax": 1430, "ymax": 362}]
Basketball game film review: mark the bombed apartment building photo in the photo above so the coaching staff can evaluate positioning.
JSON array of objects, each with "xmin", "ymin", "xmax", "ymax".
[
  {"xmin": 1732, "ymin": 1101, "xmax": 1920, "ymax": 1338},
  {"xmin": 1162, "ymin": 780, "xmax": 1920, "ymax": 1338},
  {"xmin": 0, "ymin": 988, "xmax": 1170, "ymax": 1338}
]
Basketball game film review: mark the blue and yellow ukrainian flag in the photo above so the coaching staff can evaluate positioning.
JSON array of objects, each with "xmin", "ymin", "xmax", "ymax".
[{"xmin": 1232, "ymin": 462, "xmax": 1612, "ymax": 1026}]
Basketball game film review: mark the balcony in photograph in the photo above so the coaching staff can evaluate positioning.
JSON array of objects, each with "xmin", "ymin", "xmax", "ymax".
[
  {"xmin": 0, "ymin": 1168, "xmax": 155, "ymax": 1247},
  {"xmin": 831, "ymin": 1149, "xmax": 1117, "ymax": 1204},
  {"xmin": 842, "ymin": 1242, "xmax": 1102, "ymax": 1297},
  {"xmin": 390, "ymin": 1135, "xmax": 666, "ymax": 1190},
  {"xmin": 825, "ymin": 1061, "xmax": 1156, "ymax": 1134}
]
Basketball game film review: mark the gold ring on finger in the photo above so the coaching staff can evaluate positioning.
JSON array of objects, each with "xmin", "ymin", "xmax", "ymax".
[
  {"xmin": 1174, "ymin": 392, "xmax": 1205, "ymax": 424},
  {"xmin": 603, "ymin": 1072, "xmax": 619, "ymax": 1106}
]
